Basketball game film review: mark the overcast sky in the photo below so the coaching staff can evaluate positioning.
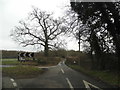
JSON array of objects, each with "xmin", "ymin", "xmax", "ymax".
[{"xmin": 0, "ymin": 0, "xmax": 80, "ymax": 52}]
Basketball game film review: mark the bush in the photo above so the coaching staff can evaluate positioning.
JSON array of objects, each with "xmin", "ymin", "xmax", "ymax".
[
  {"xmin": 37, "ymin": 58, "xmax": 47, "ymax": 65},
  {"xmin": 66, "ymin": 56, "xmax": 79, "ymax": 65},
  {"xmin": 48, "ymin": 49, "xmax": 67, "ymax": 58},
  {"xmin": 35, "ymin": 52, "xmax": 61, "ymax": 66},
  {"xmin": 102, "ymin": 54, "xmax": 118, "ymax": 71}
]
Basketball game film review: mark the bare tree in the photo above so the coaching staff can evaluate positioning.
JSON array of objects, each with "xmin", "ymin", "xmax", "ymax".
[
  {"xmin": 10, "ymin": 7, "xmax": 66, "ymax": 56},
  {"xmin": 64, "ymin": 7, "xmax": 90, "ymax": 52}
]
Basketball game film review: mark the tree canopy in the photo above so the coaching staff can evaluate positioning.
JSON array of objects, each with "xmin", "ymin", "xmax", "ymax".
[
  {"xmin": 11, "ymin": 7, "xmax": 66, "ymax": 56},
  {"xmin": 70, "ymin": 1, "xmax": 120, "ymax": 70}
]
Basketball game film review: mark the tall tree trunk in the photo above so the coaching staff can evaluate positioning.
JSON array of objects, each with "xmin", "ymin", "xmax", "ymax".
[
  {"xmin": 44, "ymin": 28, "xmax": 49, "ymax": 57},
  {"xmin": 97, "ymin": 2, "xmax": 120, "ymax": 70},
  {"xmin": 44, "ymin": 41, "xmax": 48, "ymax": 57},
  {"xmin": 90, "ymin": 30, "xmax": 103, "ymax": 70}
]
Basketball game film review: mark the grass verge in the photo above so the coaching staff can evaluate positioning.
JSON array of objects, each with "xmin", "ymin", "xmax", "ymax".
[
  {"xmin": 2, "ymin": 65, "xmax": 45, "ymax": 79},
  {"xmin": 68, "ymin": 65, "xmax": 120, "ymax": 87},
  {"xmin": 2, "ymin": 61, "xmax": 20, "ymax": 65},
  {"xmin": 2, "ymin": 57, "xmax": 61, "ymax": 66},
  {"xmin": 2, "ymin": 58, "xmax": 17, "ymax": 61},
  {"xmin": 2, "ymin": 58, "xmax": 38, "ymax": 65}
]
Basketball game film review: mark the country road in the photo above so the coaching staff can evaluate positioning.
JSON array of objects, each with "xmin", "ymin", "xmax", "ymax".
[{"xmin": 2, "ymin": 60, "xmax": 116, "ymax": 90}]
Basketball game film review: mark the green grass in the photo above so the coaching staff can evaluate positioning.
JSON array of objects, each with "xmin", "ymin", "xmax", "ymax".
[
  {"xmin": 2, "ymin": 58, "xmax": 19, "ymax": 65},
  {"xmin": 36, "ymin": 57, "xmax": 62, "ymax": 66},
  {"xmin": 2, "ymin": 57, "xmax": 61, "ymax": 66},
  {"xmin": 2, "ymin": 65, "xmax": 44, "ymax": 79},
  {"xmin": 2, "ymin": 60, "xmax": 20, "ymax": 65},
  {"xmin": 2, "ymin": 58, "xmax": 38, "ymax": 65},
  {"xmin": 68, "ymin": 65, "xmax": 120, "ymax": 87},
  {"xmin": 2, "ymin": 58, "xmax": 17, "ymax": 61}
]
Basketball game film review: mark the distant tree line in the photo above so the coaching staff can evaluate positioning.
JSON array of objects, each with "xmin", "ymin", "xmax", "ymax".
[
  {"xmin": 2, "ymin": 50, "xmax": 18, "ymax": 59},
  {"xmin": 2, "ymin": 49, "xmax": 67, "ymax": 59}
]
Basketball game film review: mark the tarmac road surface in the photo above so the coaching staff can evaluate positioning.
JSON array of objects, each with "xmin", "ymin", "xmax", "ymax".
[{"xmin": 2, "ymin": 60, "xmax": 117, "ymax": 90}]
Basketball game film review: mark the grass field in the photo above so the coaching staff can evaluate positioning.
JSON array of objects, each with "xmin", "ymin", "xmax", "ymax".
[
  {"xmin": 2, "ymin": 57, "xmax": 62, "ymax": 66},
  {"xmin": 2, "ymin": 60, "xmax": 20, "ymax": 65},
  {"xmin": 2, "ymin": 58, "xmax": 19, "ymax": 65},
  {"xmin": 2, "ymin": 58, "xmax": 17, "ymax": 61},
  {"xmin": 67, "ymin": 64, "xmax": 120, "ymax": 87},
  {"xmin": 2, "ymin": 65, "xmax": 44, "ymax": 79}
]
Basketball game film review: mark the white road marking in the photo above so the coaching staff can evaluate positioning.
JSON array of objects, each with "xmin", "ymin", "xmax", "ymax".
[
  {"xmin": 66, "ymin": 78, "xmax": 74, "ymax": 90},
  {"xmin": 10, "ymin": 78, "xmax": 17, "ymax": 87},
  {"xmin": 62, "ymin": 60, "xmax": 66, "ymax": 64},
  {"xmin": 58, "ymin": 62, "xmax": 61, "ymax": 66},
  {"xmin": 83, "ymin": 80, "xmax": 91, "ymax": 90},
  {"xmin": 38, "ymin": 66, "xmax": 57, "ymax": 69},
  {"xmin": 10, "ymin": 78, "xmax": 14, "ymax": 82},
  {"xmin": 83, "ymin": 80, "xmax": 102, "ymax": 90},
  {"xmin": 38, "ymin": 67, "xmax": 49, "ymax": 69},
  {"xmin": 13, "ymin": 82, "xmax": 17, "ymax": 87},
  {"xmin": 61, "ymin": 68, "xmax": 65, "ymax": 74},
  {"xmin": 63, "ymin": 60, "xmax": 66, "ymax": 64},
  {"xmin": 49, "ymin": 66, "xmax": 57, "ymax": 68}
]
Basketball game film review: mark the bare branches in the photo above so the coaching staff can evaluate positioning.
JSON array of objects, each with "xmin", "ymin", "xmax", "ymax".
[{"xmin": 10, "ymin": 7, "xmax": 66, "ymax": 56}]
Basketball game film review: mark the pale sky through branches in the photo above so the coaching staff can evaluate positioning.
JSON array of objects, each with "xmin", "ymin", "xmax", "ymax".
[{"xmin": 0, "ymin": 0, "xmax": 79, "ymax": 52}]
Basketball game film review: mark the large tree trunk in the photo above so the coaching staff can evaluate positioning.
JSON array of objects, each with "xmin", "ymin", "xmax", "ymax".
[
  {"xmin": 44, "ymin": 28, "xmax": 49, "ymax": 57},
  {"xmin": 97, "ymin": 3, "xmax": 120, "ymax": 70},
  {"xmin": 44, "ymin": 41, "xmax": 49, "ymax": 57},
  {"xmin": 90, "ymin": 30, "xmax": 106, "ymax": 70},
  {"xmin": 99, "ymin": 2, "xmax": 120, "ymax": 63}
]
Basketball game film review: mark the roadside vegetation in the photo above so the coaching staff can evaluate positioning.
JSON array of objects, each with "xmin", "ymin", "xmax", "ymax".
[
  {"xmin": 67, "ymin": 64, "xmax": 119, "ymax": 87},
  {"xmin": 65, "ymin": 51, "xmax": 120, "ymax": 87},
  {"xmin": 2, "ymin": 59, "xmax": 20, "ymax": 65},
  {"xmin": 2, "ymin": 66, "xmax": 44, "ymax": 79},
  {"xmin": 2, "ymin": 50, "xmax": 120, "ymax": 86},
  {"xmin": 2, "ymin": 50, "xmax": 63, "ymax": 79},
  {"xmin": 2, "ymin": 50, "xmax": 64, "ymax": 66}
]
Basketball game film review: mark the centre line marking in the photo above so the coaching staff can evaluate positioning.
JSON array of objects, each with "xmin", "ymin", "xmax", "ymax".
[
  {"xmin": 61, "ymin": 68, "xmax": 65, "ymax": 74},
  {"xmin": 10, "ymin": 78, "xmax": 17, "ymax": 87},
  {"xmin": 66, "ymin": 78, "xmax": 74, "ymax": 90},
  {"xmin": 10, "ymin": 79, "xmax": 14, "ymax": 82},
  {"xmin": 13, "ymin": 82, "xmax": 17, "ymax": 87}
]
